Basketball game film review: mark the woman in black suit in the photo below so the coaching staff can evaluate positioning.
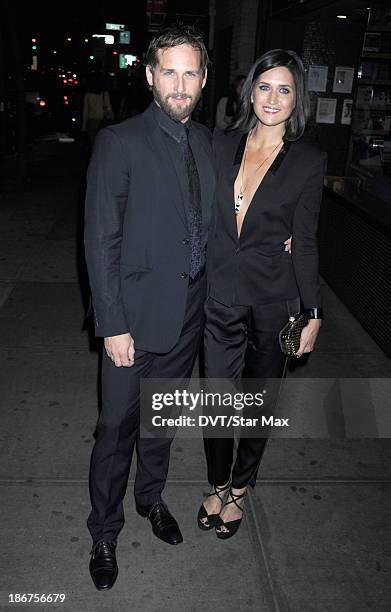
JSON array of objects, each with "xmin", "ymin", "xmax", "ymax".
[{"xmin": 198, "ymin": 49, "xmax": 326, "ymax": 538}]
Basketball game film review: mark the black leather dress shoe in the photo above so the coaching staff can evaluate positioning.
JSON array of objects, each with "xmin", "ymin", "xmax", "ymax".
[
  {"xmin": 147, "ymin": 501, "xmax": 183, "ymax": 545},
  {"xmin": 89, "ymin": 540, "xmax": 118, "ymax": 590}
]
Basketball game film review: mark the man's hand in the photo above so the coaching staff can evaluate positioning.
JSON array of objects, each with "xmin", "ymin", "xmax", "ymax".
[
  {"xmin": 296, "ymin": 319, "xmax": 321, "ymax": 358},
  {"xmin": 104, "ymin": 333, "xmax": 135, "ymax": 367},
  {"xmin": 284, "ymin": 236, "xmax": 292, "ymax": 253}
]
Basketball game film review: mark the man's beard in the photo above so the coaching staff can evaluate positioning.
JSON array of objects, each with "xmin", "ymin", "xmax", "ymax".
[{"xmin": 152, "ymin": 85, "xmax": 201, "ymax": 122}]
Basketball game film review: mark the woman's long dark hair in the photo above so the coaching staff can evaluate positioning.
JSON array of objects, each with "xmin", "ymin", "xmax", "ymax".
[{"xmin": 229, "ymin": 49, "xmax": 310, "ymax": 141}]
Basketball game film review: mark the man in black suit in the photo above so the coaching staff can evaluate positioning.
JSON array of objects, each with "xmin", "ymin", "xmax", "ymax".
[{"xmin": 84, "ymin": 25, "xmax": 215, "ymax": 590}]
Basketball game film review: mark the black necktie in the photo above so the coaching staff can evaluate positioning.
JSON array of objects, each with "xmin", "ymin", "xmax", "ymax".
[{"xmin": 182, "ymin": 127, "xmax": 202, "ymax": 279}]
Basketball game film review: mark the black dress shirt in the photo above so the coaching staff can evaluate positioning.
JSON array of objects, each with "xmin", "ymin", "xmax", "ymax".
[{"xmin": 152, "ymin": 103, "xmax": 205, "ymax": 272}]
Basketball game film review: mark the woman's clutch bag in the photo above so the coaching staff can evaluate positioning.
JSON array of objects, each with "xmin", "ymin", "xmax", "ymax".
[{"xmin": 279, "ymin": 312, "xmax": 309, "ymax": 358}]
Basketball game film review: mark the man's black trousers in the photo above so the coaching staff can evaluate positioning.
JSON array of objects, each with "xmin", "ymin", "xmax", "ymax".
[{"xmin": 87, "ymin": 278, "xmax": 205, "ymax": 543}]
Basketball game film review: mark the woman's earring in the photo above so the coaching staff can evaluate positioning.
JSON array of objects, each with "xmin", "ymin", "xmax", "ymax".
[{"xmin": 251, "ymin": 97, "xmax": 254, "ymax": 103}]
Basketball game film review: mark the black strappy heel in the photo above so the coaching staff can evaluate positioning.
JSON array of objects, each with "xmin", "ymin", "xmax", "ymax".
[
  {"xmin": 197, "ymin": 481, "xmax": 231, "ymax": 531},
  {"xmin": 215, "ymin": 488, "xmax": 246, "ymax": 539}
]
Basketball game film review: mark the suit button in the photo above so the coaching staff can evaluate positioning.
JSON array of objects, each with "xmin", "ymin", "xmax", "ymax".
[
  {"xmin": 181, "ymin": 272, "xmax": 188, "ymax": 279},
  {"xmin": 182, "ymin": 238, "xmax": 190, "ymax": 246},
  {"xmin": 235, "ymin": 247, "xmax": 240, "ymax": 254}
]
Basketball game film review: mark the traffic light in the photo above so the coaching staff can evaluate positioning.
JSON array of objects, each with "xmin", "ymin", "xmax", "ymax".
[{"xmin": 31, "ymin": 37, "xmax": 38, "ymax": 71}]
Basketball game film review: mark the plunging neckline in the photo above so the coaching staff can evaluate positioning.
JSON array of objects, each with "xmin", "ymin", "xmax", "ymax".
[{"xmin": 234, "ymin": 138, "xmax": 285, "ymax": 239}]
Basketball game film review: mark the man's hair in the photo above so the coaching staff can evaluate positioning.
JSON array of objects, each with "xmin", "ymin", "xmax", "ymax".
[{"xmin": 145, "ymin": 24, "xmax": 210, "ymax": 75}]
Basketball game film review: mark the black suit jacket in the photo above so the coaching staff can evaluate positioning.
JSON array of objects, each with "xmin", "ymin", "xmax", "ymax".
[
  {"xmin": 84, "ymin": 103, "xmax": 215, "ymax": 352},
  {"xmin": 207, "ymin": 129, "xmax": 327, "ymax": 309}
]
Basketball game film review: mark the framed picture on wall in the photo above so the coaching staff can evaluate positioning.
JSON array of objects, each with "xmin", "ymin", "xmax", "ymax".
[
  {"xmin": 316, "ymin": 98, "xmax": 337, "ymax": 124},
  {"xmin": 363, "ymin": 32, "xmax": 381, "ymax": 53},
  {"xmin": 341, "ymin": 99, "xmax": 353, "ymax": 125},
  {"xmin": 307, "ymin": 65, "xmax": 328, "ymax": 92},
  {"xmin": 333, "ymin": 66, "xmax": 354, "ymax": 94}
]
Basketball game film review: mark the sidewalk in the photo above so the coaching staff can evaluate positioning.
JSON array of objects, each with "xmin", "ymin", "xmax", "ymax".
[{"xmin": 1, "ymin": 141, "xmax": 390, "ymax": 612}]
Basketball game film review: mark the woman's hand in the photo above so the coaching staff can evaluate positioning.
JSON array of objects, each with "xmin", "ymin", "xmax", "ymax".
[
  {"xmin": 284, "ymin": 236, "xmax": 292, "ymax": 253},
  {"xmin": 296, "ymin": 319, "xmax": 321, "ymax": 358}
]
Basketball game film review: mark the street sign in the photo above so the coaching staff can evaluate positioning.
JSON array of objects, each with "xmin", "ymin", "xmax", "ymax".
[
  {"xmin": 119, "ymin": 31, "xmax": 131, "ymax": 44},
  {"xmin": 93, "ymin": 34, "xmax": 114, "ymax": 45},
  {"xmin": 106, "ymin": 23, "xmax": 125, "ymax": 31},
  {"xmin": 119, "ymin": 54, "xmax": 137, "ymax": 68}
]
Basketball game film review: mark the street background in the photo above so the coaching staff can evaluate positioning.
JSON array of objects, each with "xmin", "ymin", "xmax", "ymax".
[{"xmin": 0, "ymin": 140, "xmax": 391, "ymax": 611}]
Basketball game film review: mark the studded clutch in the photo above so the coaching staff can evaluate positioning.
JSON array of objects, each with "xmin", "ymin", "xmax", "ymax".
[{"xmin": 279, "ymin": 312, "xmax": 309, "ymax": 358}]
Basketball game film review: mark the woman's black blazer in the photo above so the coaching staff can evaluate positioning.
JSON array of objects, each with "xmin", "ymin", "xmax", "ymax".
[{"xmin": 207, "ymin": 129, "xmax": 327, "ymax": 309}]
